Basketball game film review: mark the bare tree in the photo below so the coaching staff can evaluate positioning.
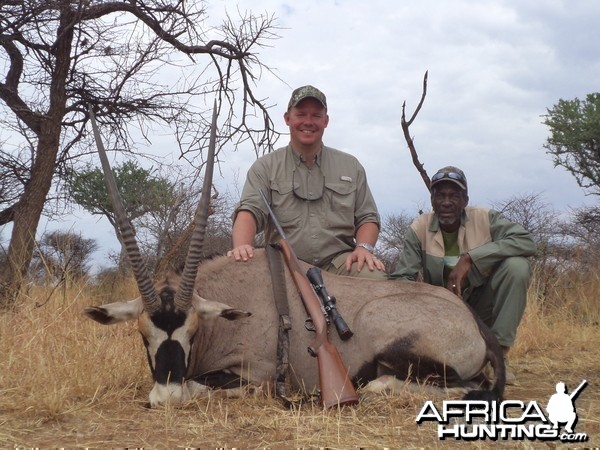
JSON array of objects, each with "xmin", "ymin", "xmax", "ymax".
[
  {"xmin": 397, "ymin": 73, "xmax": 600, "ymax": 299},
  {"xmin": 0, "ymin": 1, "xmax": 280, "ymax": 306},
  {"xmin": 401, "ymin": 71, "xmax": 432, "ymax": 192},
  {"xmin": 0, "ymin": 140, "xmax": 29, "ymax": 208},
  {"xmin": 559, "ymin": 206, "xmax": 600, "ymax": 271},
  {"xmin": 490, "ymin": 193, "xmax": 600, "ymax": 301},
  {"xmin": 377, "ymin": 212, "xmax": 418, "ymax": 272},
  {"xmin": 30, "ymin": 230, "xmax": 98, "ymax": 285},
  {"xmin": 491, "ymin": 193, "xmax": 558, "ymax": 258},
  {"xmin": 490, "ymin": 193, "xmax": 560, "ymax": 296},
  {"xmin": 140, "ymin": 171, "xmax": 199, "ymax": 268},
  {"xmin": 153, "ymin": 189, "xmax": 236, "ymax": 273}
]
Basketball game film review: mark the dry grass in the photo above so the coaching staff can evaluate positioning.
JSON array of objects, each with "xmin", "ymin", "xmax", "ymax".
[{"xmin": 1, "ymin": 267, "xmax": 599, "ymax": 448}]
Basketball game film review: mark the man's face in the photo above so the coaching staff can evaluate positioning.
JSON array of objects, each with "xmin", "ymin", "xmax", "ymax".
[
  {"xmin": 431, "ymin": 182, "xmax": 468, "ymax": 232},
  {"xmin": 284, "ymin": 98, "xmax": 329, "ymax": 150}
]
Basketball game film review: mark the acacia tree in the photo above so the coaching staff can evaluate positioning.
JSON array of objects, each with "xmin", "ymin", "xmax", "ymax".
[
  {"xmin": 543, "ymin": 93, "xmax": 600, "ymax": 196},
  {"xmin": 70, "ymin": 158, "xmax": 228, "ymax": 273},
  {"xmin": 0, "ymin": 1, "xmax": 279, "ymax": 306},
  {"xmin": 70, "ymin": 160, "xmax": 180, "ymax": 268},
  {"xmin": 71, "ymin": 161, "xmax": 173, "ymax": 227}
]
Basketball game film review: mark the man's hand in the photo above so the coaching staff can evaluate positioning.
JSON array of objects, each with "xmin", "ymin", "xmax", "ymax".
[
  {"xmin": 345, "ymin": 246, "xmax": 385, "ymax": 273},
  {"xmin": 227, "ymin": 244, "xmax": 255, "ymax": 262},
  {"xmin": 229, "ymin": 211, "xmax": 258, "ymax": 262},
  {"xmin": 447, "ymin": 253, "xmax": 472, "ymax": 297}
]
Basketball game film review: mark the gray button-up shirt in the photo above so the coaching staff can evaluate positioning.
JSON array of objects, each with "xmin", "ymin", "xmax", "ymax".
[{"xmin": 234, "ymin": 144, "xmax": 380, "ymax": 267}]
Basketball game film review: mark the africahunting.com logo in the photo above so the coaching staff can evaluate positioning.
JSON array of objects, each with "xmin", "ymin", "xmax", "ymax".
[{"xmin": 416, "ymin": 380, "xmax": 588, "ymax": 443}]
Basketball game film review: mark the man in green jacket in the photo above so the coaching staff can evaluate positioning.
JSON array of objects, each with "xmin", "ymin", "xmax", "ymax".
[{"xmin": 390, "ymin": 166, "xmax": 536, "ymax": 384}]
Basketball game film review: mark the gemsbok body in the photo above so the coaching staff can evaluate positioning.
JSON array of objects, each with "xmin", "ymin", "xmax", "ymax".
[
  {"xmin": 85, "ymin": 250, "xmax": 505, "ymax": 406},
  {"xmin": 84, "ymin": 102, "xmax": 505, "ymax": 407}
]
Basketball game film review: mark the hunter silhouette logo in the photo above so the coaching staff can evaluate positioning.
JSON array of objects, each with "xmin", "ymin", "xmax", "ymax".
[
  {"xmin": 415, "ymin": 379, "xmax": 589, "ymax": 442},
  {"xmin": 546, "ymin": 380, "xmax": 587, "ymax": 435}
]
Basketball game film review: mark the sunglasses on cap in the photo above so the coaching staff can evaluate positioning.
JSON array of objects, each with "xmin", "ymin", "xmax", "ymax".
[{"xmin": 431, "ymin": 171, "xmax": 466, "ymax": 184}]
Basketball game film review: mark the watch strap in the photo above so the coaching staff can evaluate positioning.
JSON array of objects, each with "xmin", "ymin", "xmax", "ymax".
[{"xmin": 356, "ymin": 243, "xmax": 375, "ymax": 253}]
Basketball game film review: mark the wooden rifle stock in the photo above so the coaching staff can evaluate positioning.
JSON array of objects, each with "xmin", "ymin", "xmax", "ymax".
[
  {"xmin": 277, "ymin": 239, "xmax": 359, "ymax": 408},
  {"xmin": 259, "ymin": 191, "xmax": 358, "ymax": 408}
]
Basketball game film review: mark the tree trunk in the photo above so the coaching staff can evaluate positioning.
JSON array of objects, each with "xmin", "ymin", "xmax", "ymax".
[
  {"xmin": 0, "ymin": 8, "xmax": 73, "ymax": 308},
  {"xmin": 0, "ymin": 137, "xmax": 61, "ymax": 308}
]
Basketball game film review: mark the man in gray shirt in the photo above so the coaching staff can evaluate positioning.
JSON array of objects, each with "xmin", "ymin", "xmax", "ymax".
[{"xmin": 228, "ymin": 85, "xmax": 386, "ymax": 279}]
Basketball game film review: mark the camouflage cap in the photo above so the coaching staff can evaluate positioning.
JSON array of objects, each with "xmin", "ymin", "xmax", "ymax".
[
  {"xmin": 287, "ymin": 85, "xmax": 327, "ymax": 110},
  {"xmin": 430, "ymin": 166, "xmax": 468, "ymax": 191}
]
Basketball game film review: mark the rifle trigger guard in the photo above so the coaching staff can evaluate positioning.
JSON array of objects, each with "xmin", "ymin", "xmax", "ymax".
[{"xmin": 304, "ymin": 318, "xmax": 316, "ymax": 332}]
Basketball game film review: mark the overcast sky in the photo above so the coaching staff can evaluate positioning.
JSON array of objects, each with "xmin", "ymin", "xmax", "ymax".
[
  {"xmin": 215, "ymin": 0, "xmax": 599, "ymax": 215},
  {"xmin": 3, "ymin": 0, "xmax": 599, "ymax": 265}
]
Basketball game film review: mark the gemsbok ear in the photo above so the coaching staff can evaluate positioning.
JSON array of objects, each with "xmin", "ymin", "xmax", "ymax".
[
  {"xmin": 221, "ymin": 309, "xmax": 253, "ymax": 321},
  {"xmin": 83, "ymin": 297, "xmax": 144, "ymax": 325},
  {"xmin": 192, "ymin": 295, "xmax": 251, "ymax": 320}
]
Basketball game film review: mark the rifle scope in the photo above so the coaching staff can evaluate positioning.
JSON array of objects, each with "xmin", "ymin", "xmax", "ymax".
[{"xmin": 306, "ymin": 267, "xmax": 354, "ymax": 341}]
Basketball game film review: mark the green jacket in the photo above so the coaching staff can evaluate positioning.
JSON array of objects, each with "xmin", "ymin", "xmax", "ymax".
[{"xmin": 390, "ymin": 206, "xmax": 536, "ymax": 292}]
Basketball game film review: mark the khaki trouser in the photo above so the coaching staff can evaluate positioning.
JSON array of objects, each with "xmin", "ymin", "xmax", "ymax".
[
  {"xmin": 464, "ymin": 256, "xmax": 531, "ymax": 347},
  {"xmin": 323, "ymin": 251, "xmax": 388, "ymax": 280}
]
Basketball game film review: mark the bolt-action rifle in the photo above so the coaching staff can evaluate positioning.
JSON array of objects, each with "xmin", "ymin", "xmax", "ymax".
[
  {"xmin": 306, "ymin": 267, "xmax": 354, "ymax": 341},
  {"xmin": 259, "ymin": 190, "xmax": 359, "ymax": 408}
]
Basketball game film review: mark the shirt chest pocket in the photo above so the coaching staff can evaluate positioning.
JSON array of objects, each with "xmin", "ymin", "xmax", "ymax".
[
  {"xmin": 324, "ymin": 181, "xmax": 356, "ymax": 230},
  {"xmin": 270, "ymin": 181, "xmax": 302, "ymax": 225}
]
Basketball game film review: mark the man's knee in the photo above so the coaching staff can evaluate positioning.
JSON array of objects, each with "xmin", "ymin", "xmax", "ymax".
[{"xmin": 495, "ymin": 256, "xmax": 531, "ymax": 285}]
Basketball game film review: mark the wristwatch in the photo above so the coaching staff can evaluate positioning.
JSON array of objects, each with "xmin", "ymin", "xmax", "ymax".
[{"xmin": 356, "ymin": 243, "xmax": 375, "ymax": 253}]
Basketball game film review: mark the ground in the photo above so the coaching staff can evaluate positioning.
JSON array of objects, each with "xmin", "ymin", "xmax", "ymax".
[{"xmin": 1, "ymin": 329, "xmax": 597, "ymax": 449}]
